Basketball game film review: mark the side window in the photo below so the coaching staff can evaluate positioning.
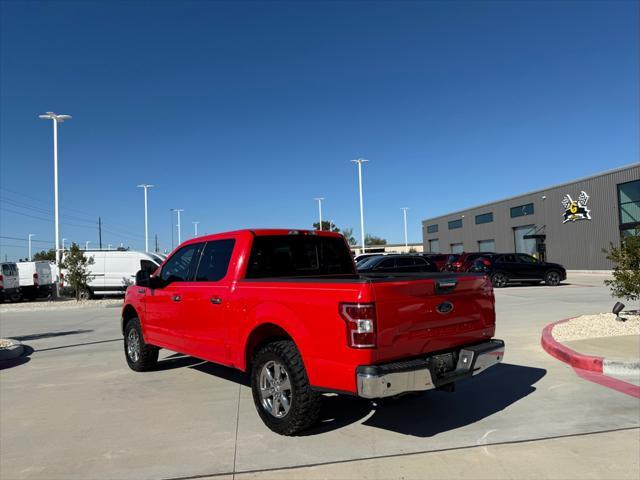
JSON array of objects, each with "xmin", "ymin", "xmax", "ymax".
[
  {"xmin": 376, "ymin": 258, "xmax": 396, "ymax": 270},
  {"xmin": 500, "ymin": 254, "xmax": 517, "ymax": 263},
  {"xmin": 517, "ymin": 254, "xmax": 537, "ymax": 264},
  {"xmin": 195, "ymin": 239, "xmax": 236, "ymax": 282},
  {"xmin": 397, "ymin": 257, "xmax": 414, "ymax": 269},
  {"xmin": 140, "ymin": 259, "xmax": 159, "ymax": 274},
  {"xmin": 160, "ymin": 243, "xmax": 202, "ymax": 283}
]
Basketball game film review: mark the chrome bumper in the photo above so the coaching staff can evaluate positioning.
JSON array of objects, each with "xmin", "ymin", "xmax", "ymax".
[{"xmin": 356, "ymin": 339, "xmax": 505, "ymax": 399}]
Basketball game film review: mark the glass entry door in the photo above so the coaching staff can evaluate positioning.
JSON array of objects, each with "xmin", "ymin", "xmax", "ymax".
[{"xmin": 514, "ymin": 225, "xmax": 536, "ymax": 255}]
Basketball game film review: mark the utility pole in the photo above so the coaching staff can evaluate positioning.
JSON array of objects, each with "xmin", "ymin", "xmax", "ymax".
[
  {"xmin": 351, "ymin": 158, "xmax": 369, "ymax": 254},
  {"xmin": 401, "ymin": 207, "xmax": 409, "ymax": 249},
  {"xmin": 155, "ymin": 234, "xmax": 158, "ymax": 253},
  {"xmin": 137, "ymin": 184, "xmax": 154, "ymax": 252},
  {"xmin": 314, "ymin": 198, "xmax": 324, "ymax": 230},
  {"xmin": 28, "ymin": 234, "xmax": 35, "ymax": 260},
  {"xmin": 98, "ymin": 217, "xmax": 102, "ymax": 249}
]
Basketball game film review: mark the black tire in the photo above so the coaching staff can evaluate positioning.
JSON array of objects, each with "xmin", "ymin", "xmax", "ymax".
[
  {"xmin": 545, "ymin": 270, "xmax": 562, "ymax": 286},
  {"xmin": 491, "ymin": 272, "xmax": 508, "ymax": 288},
  {"xmin": 251, "ymin": 340, "xmax": 321, "ymax": 436},
  {"xmin": 78, "ymin": 287, "xmax": 93, "ymax": 301},
  {"xmin": 123, "ymin": 317, "xmax": 159, "ymax": 372}
]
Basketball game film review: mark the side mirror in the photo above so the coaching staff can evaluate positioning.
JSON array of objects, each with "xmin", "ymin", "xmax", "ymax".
[{"xmin": 135, "ymin": 270, "xmax": 151, "ymax": 287}]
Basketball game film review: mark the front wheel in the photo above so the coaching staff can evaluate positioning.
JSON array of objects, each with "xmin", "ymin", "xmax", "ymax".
[
  {"xmin": 124, "ymin": 318, "xmax": 159, "ymax": 371},
  {"xmin": 491, "ymin": 272, "xmax": 508, "ymax": 288},
  {"xmin": 545, "ymin": 270, "xmax": 562, "ymax": 286},
  {"xmin": 251, "ymin": 340, "xmax": 321, "ymax": 435}
]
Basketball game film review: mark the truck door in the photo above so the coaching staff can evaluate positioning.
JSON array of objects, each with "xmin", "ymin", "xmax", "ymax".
[{"xmin": 178, "ymin": 239, "xmax": 236, "ymax": 364}]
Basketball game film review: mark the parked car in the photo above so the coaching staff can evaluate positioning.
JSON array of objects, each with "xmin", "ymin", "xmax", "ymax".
[
  {"xmin": 0, "ymin": 262, "xmax": 21, "ymax": 302},
  {"xmin": 447, "ymin": 252, "xmax": 496, "ymax": 272},
  {"xmin": 420, "ymin": 253, "xmax": 449, "ymax": 271},
  {"xmin": 354, "ymin": 253, "xmax": 385, "ymax": 264},
  {"xmin": 16, "ymin": 261, "xmax": 54, "ymax": 300},
  {"xmin": 61, "ymin": 250, "xmax": 161, "ymax": 299},
  {"xmin": 122, "ymin": 229, "xmax": 504, "ymax": 435},
  {"xmin": 357, "ymin": 254, "xmax": 439, "ymax": 274},
  {"xmin": 469, "ymin": 253, "xmax": 566, "ymax": 287},
  {"xmin": 442, "ymin": 254, "xmax": 461, "ymax": 271}
]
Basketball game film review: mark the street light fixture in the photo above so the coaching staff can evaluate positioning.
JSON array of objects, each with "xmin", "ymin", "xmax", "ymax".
[
  {"xmin": 28, "ymin": 234, "xmax": 35, "ymax": 260},
  {"xmin": 193, "ymin": 221, "xmax": 200, "ymax": 237},
  {"xmin": 171, "ymin": 209, "xmax": 184, "ymax": 245},
  {"xmin": 314, "ymin": 198, "xmax": 325, "ymax": 230},
  {"xmin": 351, "ymin": 158, "xmax": 369, "ymax": 253},
  {"xmin": 401, "ymin": 208, "xmax": 409, "ymax": 249},
  {"xmin": 137, "ymin": 184, "xmax": 154, "ymax": 252},
  {"xmin": 39, "ymin": 112, "xmax": 71, "ymax": 275}
]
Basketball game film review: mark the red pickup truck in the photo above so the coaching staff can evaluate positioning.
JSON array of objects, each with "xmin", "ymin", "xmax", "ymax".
[{"xmin": 122, "ymin": 229, "xmax": 504, "ymax": 435}]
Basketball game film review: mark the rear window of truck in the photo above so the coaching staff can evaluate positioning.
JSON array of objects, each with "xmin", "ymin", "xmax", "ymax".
[{"xmin": 246, "ymin": 235, "xmax": 355, "ymax": 278}]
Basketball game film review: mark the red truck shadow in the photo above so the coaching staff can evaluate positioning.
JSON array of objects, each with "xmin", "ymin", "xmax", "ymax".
[{"xmin": 156, "ymin": 355, "xmax": 545, "ymax": 437}]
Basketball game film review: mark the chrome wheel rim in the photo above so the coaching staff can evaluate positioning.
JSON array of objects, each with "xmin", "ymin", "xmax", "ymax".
[
  {"xmin": 493, "ymin": 274, "xmax": 506, "ymax": 287},
  {"xmin": 127, "ymin": 329, "xmax": 141, "ymax": 363},
  {"xmin": 259, "ymin": 360, "xmax": 292, "ymax": 418}
]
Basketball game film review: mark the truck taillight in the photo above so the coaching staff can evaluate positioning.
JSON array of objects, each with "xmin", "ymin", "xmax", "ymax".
[
  {"xmin": 33, "ymin": 272, "xmax": 39, "ymax": 286},
  {"xmin": 339, "ymin": 303, "xmax": 376, "ymax": 348}
]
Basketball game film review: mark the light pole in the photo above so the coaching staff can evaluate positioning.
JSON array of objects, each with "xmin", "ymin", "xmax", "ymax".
[
  {"xmin": 401, "ymin": 207, "xmax": 409, "ymax": 249},
  {"xmin": 85, "ymin": 241, "xmax": 91, "ymax": 250},
  {"xmin": 137, "ymin": 184, "xmax": 153, "ymax": 252},
  {"xmin": 62, "ymin": 238, "xmax": 67, "ymax": 251},
  {"xmin": 192, "ymin": 221, "xmax": 200, "ymax": 237},
  {"xmin": 314, "ymin": 198, "xmax": 324, "ymax": 230},
  {"xmin": 39, "ymin": 112, "xmax": 71, "ymax": 270},
  {"xmin": 172, "ymin": 209, "xmax": 184, "ymax": 245},
  {"xmin": 28, "ymin": 234, "xmax": 35, "ymax": 260},
  {"xmin": 351, "ymin": 158, "xmax": 369, "ymax": 253},
  {"xmin": 108, "ymin": 244, "xmax": 112, "ymax": 250}
]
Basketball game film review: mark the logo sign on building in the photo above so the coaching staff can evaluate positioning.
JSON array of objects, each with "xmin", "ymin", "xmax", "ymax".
[{"xmin": 561, "ymin": 191, "xmax": 592, "ymax": 223}]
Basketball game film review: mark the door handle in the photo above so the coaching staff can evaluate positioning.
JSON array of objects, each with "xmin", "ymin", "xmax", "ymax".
[
  {"xmin": 210, "ymin": 296, "xmax": 222, "ymax": 305},
  {"xmin": 172, "ymin": 294, "xmax": 181, "ymax": 302}
]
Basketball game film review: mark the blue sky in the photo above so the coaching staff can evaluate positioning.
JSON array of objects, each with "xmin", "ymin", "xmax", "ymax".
[{"xmin": 1, "ymin": 0, "xmax": 638, "ymax": 259}]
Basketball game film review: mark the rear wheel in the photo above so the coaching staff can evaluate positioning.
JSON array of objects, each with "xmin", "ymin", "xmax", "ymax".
[
  {"xmin": 124, "ymin": 318, "xmax": 159, "ymax": 371},
  {"xmin": 545, "ymin": 270, "xmax": 561, "ymax": 286},
  {"xmin": 251, "ymin": 340, "xmax": 321, "ymax": 435},
  {"xmin": 491, "ymin": 272, "xmax": 508, "ymax": 288},
  {"xmin": 78, "ymin": 287, "xmax": 92, "ymax": 301}
]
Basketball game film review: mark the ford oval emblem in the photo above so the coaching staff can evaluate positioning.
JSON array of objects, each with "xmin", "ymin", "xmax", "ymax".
[{"xmin": 436, "ymin": 301, "xmax": 454, "ymax": 314}]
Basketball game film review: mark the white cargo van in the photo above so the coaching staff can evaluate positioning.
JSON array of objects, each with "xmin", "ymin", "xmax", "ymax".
[
  {"xmin": 62, "ymin": 250, "xmax": 160, "ymax": 299},
  {"xmin": 16, "ymin": 261, "xmax": 54, "ymax": 300},
  {"xmin": 0, "ymin": 262, "xmax": 21, "ymax": 302}
]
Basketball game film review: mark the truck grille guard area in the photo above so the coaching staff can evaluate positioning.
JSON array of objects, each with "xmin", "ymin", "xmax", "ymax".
[{"xmin": 356, "ymin": 339, "xmax": 505, "ymax": 399}]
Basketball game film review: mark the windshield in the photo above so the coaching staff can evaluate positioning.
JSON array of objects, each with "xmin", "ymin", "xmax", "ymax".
[{"xmin": 246, "ymin": 235, "xmax": 355, "ymax": 278}]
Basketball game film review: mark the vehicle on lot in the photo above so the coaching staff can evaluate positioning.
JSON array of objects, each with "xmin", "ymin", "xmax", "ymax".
[
  {"xmin": 357, "ymin": 254, "xmax": 439, "ymax": 273},
  {"xmin": 442, "ymin": 254, "xmax": 461, "ymax": 271},
  {"xmin": 420, "ymin": 253, "xmax": 449, "ymax": 271},
  {"xmin": 62, "ymin": 250, "xmax": 161, "ymax": 299},
  {"xmin": 354, "ymin": 253, "xmax": 385, "ymax": 264},
  {"xmin": 122, "ymin": 229, "xmax": 504, "ymax": 435},
  {"xmin": 16, "ymin": 261, "xmax": 54, "ymax": 300},
  {"xmin": 446, "ymin": 252, "xmax": 495, "ymax": 272},
  {"xmin": 468, "ymin": 253, "xmax": 566, "ymax": 287},
  {"xmin": 0, "ymin": 262, "xmax": 21, "ymax": 303}
]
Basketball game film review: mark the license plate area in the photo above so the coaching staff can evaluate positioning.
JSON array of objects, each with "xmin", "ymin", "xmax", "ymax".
[{"xmin": 429, "ymin": 352, "xmax": 457, "ymax": 376}]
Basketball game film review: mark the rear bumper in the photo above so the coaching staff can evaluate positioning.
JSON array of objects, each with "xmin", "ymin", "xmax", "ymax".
[{"xmin": 356, "ymin": 339, "xmax": 505, "ymax": 399}]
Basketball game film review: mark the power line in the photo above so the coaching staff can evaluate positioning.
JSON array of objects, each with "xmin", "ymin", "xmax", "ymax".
[{"xmin": 0, "ymin": 235, "xmax": 54, "ymax": 244}]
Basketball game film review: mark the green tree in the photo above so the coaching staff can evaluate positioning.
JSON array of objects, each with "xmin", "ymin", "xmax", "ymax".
[
  {"xmin": 365, "ymin": 234, "xmax": 387, "ymax": 246},
  {"xmin": 33, "ymin": 248, "xmax": 56, "ymax": 261},
  {"xmin": 312, "ymin": 221, "xmax": 340, "ymax": 232},
  {"xmin": 60, "ymin": 243, "xmax": 95, "ymax": 300},
  {"xmin": 604, "ymin": 229, "xmax": 640, "ymax": 308},
  {"xmin": 342, "ymin": 228, "xmax": 357, "ymax": 246}
]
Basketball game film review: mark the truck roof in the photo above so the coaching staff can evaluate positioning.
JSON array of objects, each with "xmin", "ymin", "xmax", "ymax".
[{"xmin": 179, "ymin": 228, "xmax": 344, "ymax": 246}]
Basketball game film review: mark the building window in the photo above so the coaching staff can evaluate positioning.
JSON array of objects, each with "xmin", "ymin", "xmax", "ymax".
[
  {"xmin": 478, "ymin": 239, "xmax": 495, "ymax": 252},
  {"xmin": 448, "ymin": 219, "xmax": 463, "ymax": 230},
  {"xmin": 475, "ymin": 212, "xmax": 493, "ymax": 224},
  {"xmin": 450, "ymin": 243, "xmax": 464, "ymax": 254},
  {"xmin": 427, "ymin": 224, "xmax": 438, "ymax": 234},
  {"xmin": 510, "ymin": 203, "xmax": 534, "ymax": 218},
  {"xmin": 618, "ymin": 180, "xmax": 640, "ymax": 234},
  {"xmin": 428, "ymin": 239, "xmax": 440, "ymax": 253}
]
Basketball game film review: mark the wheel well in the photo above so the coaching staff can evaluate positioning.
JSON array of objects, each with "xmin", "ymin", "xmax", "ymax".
[
  {"xmin": 121, "ymin": 305, "xmax": 138, "ymax": 334},
  {"xmin": 244, "ymin": 323, "xmax": 293, "ymax": 371}
]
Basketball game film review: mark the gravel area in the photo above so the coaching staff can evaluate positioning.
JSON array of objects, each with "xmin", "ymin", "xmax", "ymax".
[
  {"xmin": 0, "ymin": 298, "xmax": 123, "ymax": 313},
  {"xmin": 553, "ymin": 312, "xmax": 640, "ymax": 342}
]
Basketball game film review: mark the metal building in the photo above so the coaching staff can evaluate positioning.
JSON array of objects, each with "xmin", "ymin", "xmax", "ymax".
[{"xmin": 421, "ymin": 164, "xmax": 640, "ymax": 270}]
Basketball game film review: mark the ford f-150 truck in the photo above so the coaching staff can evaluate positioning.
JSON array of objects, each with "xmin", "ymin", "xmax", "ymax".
[{"xmin": 122, "ymin": 229, "xmax": 504, "ymax": 435}]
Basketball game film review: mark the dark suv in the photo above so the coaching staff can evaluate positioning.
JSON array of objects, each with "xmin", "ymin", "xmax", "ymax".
[
  {"xmin": 357, "ymin": 254, "xmax": 439, "ymax": 274},
  {"xmin": 469, "ymin": 253, "xmax": 566, "ymax": 287}
]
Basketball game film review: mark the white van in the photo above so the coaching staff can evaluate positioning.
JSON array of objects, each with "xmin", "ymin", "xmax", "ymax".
[
  {"xmin": 0, "ymin": 262, "xmax": 21, "ymax": 303},
  {"xmin": 62, "ymin": 250, "xmax": 161, "ymax": 299},
  {"xmin": 16, "ymin": 261, "xmax": 54, "ymax": 300}
]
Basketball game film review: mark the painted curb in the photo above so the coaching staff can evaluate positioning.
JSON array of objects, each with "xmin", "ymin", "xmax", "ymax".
[
  {"xmin": 0, "ymin": 339, "xmax": 24, "ymax": 361},
  {"xmin": 540, "ymin": 318, "xmax": 604, "ymax": 373}
]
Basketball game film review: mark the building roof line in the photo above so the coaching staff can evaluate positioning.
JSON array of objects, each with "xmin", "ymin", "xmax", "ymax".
[{"xmin": 421, "ymin": 162, "xmax": 640, "ymax": 224}]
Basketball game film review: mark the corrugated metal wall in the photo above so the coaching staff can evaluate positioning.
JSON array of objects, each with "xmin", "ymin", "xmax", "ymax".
[{"xmin": 421, "ymin": 164, "xmax": 640, "ymax": 270}]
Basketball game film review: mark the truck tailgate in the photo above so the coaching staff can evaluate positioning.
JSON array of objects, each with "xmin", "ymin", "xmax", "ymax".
[{"xmin": 371, "ymin": 274, "xmax": 495, "ymax": 363}]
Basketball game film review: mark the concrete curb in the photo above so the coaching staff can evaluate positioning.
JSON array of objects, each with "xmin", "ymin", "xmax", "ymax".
[
  {"xmin": 540, "ymin": 318, "xmax": 604, "ymax": 372},
  {"xmin": 0, "ymin": 339, "xmax": 24, "ymax": 361}
]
